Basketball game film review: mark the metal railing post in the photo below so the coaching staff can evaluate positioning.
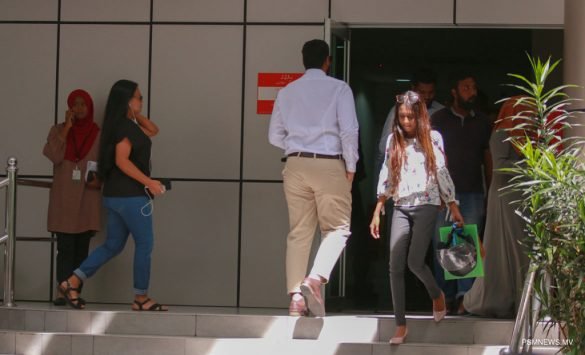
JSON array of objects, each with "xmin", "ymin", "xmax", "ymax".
[
  {"xmin": 3, "ymin": 157, "xmax": 18, "ymax": 307},
  {"xmin": 501, "ymin": 264, "xmax": 538, "ymax": 354}
]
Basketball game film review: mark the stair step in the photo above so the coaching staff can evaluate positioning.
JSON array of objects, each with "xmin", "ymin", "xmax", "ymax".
[
  {"xmin": 0, "ymin": 303, "xmax": 564, "ymax": 355},
  {"xmin": 0, "ymin": 330, "xmax": 562, "ymax": 355},
  {"xmin": 0, "ymin": 304, "xmax": 558, "ymax": 345}
]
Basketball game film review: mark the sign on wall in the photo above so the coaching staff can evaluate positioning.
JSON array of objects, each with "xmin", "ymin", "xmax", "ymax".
[{"xmin": 257, "ymin": 73, "xmax": 303, "ymax": 114}]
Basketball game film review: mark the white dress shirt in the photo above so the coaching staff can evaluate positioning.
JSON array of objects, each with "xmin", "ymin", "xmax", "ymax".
[
  {"xmin": 377, "ymin": 130, "xmax": 456, "ymax": 206},
  {"xmin": 268, "ymin": 69, "xmax": 360, "ymax": 172}
]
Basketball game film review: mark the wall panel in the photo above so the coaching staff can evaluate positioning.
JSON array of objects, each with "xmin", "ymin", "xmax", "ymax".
[
  {"xmin": 150, "ymin": 25, "xmax": 243, "ymax": 179},
  {"xmin": 243, "ymin": 25, "xmax": 323, "ymax": 180},
  {"xmin": 457, "ymin": 0, "xmax": 563, "ymax": 26},
  {"xmin": 81, "ymin": 182, "xmax": 239, "ymax": 306},
  {"xmin": 59, "ymin": 25, "xmax": 150, "ymax": 129},
  {"xmin": 153, "ymin": 0, "xmax": 244, "ymax": 22},
  {"xmin": 247, "ymin": 0, "xmax": 328, "ymax": 22},
  {"xmin": 0, "ymin": 25, "xmax": 56, "ymax": 176},
  {"xmin": 239, "ymin": 183, "xmax": 289, "ymax": 307},
  {"xmin": 0, "ymin": 0, "xmax": 57, "ymax": 21},
  {"xmin": 331, "ymin": 0, "xmax": 453, "ymax": 25},
  {"xmin": 61, "ymin": 0, "xmax": 150, "ymax": 22}
]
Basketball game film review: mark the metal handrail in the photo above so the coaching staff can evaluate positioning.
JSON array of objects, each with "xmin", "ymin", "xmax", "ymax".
[
  {"xmin": 13, "ymin": 180, "xmax": 53, "ymax": 246},
  {"xmin": 17, "ymin": 179, "xmax": 51, "ymax": 189},
  {"xmin": 498, "ymin": 211, "xmax": 546, "ymax": 354},
  {"xmin": 0, "ymin": 171, "xmax": 55, "ymax": 305},
  {"xmin": 500, "ymin": 266, "xmax": 539, "ymax": 354},
  {"xmin": 15, "ymin": 236, "xmax": 56, "ymax": 242},
  {"xmin": 1, "ymin": 157, "xmax": 18, "ymax": 307},
  {"xmin": 500, "ymin": 253, "xmax": 551, "ymax": 354}
]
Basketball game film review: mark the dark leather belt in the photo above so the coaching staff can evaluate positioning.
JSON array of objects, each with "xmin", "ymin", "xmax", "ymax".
[{"xmin": 287, "ymin": 152, "xmax": 343, "ymax": 160}]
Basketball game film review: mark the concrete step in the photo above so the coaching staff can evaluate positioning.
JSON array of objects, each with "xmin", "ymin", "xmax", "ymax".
[
  {"xmin": 0, "ymin": 304, "xmax": 560, "ymax": 345},
  {"xmin": 0, "ymin": 303, "xmax": 564, "ymax": 355},
  {"xmin": 0, "ymin": 330, "xmax": 562, "ymax": 355}
]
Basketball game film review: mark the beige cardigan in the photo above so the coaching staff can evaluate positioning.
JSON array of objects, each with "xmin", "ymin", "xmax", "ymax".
[{"xmin": 43, "ymin": 124, "xmax": 101, "ymax": 234}]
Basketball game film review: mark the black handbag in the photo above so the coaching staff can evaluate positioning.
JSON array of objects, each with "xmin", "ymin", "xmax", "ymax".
[{"xmin": 436, "ymin": 225, "xmax": 478, "ymax": 277}]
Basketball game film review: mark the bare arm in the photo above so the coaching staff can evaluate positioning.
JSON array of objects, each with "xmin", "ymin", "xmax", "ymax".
[
  {"xmin": 447, "ymin": 201, "xmax": 464, "ymax": 226},
  {"xmin": 369, "ymin": 196, "xmax": 387, "ymax": 239},
  {"xmin": 135, "ymin": 113, "xmax": 159, "ymax": 137},
  {"xmin": 115, "ymin": 138, "xmax": 163, "ymax": 195}
]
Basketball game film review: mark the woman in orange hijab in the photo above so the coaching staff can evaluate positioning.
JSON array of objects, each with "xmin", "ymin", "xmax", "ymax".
[{"xmin": 43, "ymin": 89, "xmax": 102, "ymax": 306}]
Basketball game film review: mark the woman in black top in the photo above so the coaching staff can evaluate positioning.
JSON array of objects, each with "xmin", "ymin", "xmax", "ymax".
[{"xmin": 59, "ymin": 79, "xmax": 167, "ymax": 311}]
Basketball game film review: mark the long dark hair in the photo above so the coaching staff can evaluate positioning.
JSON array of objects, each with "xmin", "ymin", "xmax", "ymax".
[
  {"xmin": 97, "ymin": 79, "xmax": 138, "ymax": 179},
  {"xmin": 388, "ymin": 91, "xmax": 437, "ymax": 196}
]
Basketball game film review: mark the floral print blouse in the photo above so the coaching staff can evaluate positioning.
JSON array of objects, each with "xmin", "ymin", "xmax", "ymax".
[{"xmin": 377, "ymin": 130, "xmax": 456, "ymax": 206}]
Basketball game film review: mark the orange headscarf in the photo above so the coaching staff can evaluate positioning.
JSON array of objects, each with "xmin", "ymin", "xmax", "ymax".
[
  {"xmin": 495, "ymin": 96, "xmax": 530, "ymax": 131},
  {"xmin": 496, "ymin": 95, "xmax": 563, "ymax": 149}
]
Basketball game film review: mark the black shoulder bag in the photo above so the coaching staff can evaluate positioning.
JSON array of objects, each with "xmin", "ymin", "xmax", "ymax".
[{"xmin": 436, "ymin": 225, "xmax": 477, "ymax": 277}]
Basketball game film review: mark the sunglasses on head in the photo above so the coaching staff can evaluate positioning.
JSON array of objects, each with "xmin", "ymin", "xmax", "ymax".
[{"xmin": 396, "ymin": 91, "xmax": 420, "ymax": 104}]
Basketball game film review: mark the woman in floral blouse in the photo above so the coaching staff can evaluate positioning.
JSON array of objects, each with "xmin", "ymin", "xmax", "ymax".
[{"xmin": 370, "ymin": 91, "xmax": 464, "ymax": 345}]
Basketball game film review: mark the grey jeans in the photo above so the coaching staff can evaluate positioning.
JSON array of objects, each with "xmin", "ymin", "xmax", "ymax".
[{"xmin": 390, "ymin": 205, "xmax": 442, "ymax": 326}]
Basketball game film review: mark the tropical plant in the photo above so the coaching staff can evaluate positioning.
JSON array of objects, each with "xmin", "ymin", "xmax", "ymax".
[{"xmin": 500, "ymin": 56, "xmax": 585, "ymax": 354}]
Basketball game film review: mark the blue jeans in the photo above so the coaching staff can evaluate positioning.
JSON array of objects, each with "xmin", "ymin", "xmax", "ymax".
[
  {"xmin": 433, "ymin": 192, "xmax": 485, "ymax": 301},
  {"xmin": 74, "ymin": 196, "xmax": 154, "ymax": 295}
]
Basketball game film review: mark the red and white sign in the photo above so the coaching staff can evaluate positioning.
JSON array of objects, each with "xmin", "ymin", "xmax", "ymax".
[{"xmin": 257, "ymin": 73, "xmax": 303, "ymax": 115}]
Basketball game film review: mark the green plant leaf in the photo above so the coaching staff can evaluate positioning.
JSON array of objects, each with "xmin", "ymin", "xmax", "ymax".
[{"xmin": 500, "ymin": 55, "xmax": 585, "ymax": 352}]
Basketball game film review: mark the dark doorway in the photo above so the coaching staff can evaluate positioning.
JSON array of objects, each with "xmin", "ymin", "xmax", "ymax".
[{"xmin": 327, "ymin": 27, "xmax": 563, "ymax": 313}]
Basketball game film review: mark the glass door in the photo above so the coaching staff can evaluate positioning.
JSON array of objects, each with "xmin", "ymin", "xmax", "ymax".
[
  {"xmin": 325, "ymin": 19, "xmax": 351, "ymax": 82},
  {"xmin": 324, "ymin": 18, "xmax": 351, "ymax": 309}
]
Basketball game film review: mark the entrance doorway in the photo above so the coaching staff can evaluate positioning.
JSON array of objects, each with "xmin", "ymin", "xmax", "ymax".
[{"xmin": 326, "ymin": 27, "xmax": 563, "ymax": 313}]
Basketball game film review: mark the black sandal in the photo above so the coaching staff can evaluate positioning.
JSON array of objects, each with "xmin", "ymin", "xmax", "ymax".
[
  {"xmin": 53, "ymin": 297, "xmax": 66, "ymax": 306},
  {"xmin": 59, "ymin": 279, "xmax": 85, "ymax": 309},
  {"xmin": 54, "ymin": 294, "xmax": 86, "ymax": 306},
  {"xmin": 132, "ymin": 298, "xmax": 168, "ymax": 312}
]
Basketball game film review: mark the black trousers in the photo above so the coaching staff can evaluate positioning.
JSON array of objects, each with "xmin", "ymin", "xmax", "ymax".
[
  {"xmin": 389, "ymin": 205, "xmax": 442, "ymax": 326},
  {"xmin": 55, "ymin": 231, "xmax": 93, "ymax": 285}
]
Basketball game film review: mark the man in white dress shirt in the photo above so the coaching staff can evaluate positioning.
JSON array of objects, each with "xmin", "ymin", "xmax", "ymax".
[{"xmin": 268, "ymin": 39, "xmax": 359, "ymax": 317}]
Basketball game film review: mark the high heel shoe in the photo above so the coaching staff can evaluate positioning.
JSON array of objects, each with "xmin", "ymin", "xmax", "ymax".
[
  {"xmin": 389, "ymin": 328, "xmax": 408, "ymax": 345},
  {"xmin": 433, "ymin": 291, "xmax": 447, "ymax": 322}
]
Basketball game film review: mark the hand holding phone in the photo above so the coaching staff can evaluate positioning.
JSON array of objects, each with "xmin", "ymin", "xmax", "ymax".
[
  {"xmin": 145, "ymin": 179, "xmax": 165, "ymax": 196},
  {"xmin": 159, "ymin": 178, "xmax": 172, "ymax": 191},
  {"xmin": 65, "ymin": 110, "xmax": 75, "ymax": 129}
]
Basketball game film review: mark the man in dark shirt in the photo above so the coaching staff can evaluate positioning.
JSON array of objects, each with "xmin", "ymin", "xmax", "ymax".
[{"xmin": 431, "ymin": 72, "xmax": 492, "ymax": 315}]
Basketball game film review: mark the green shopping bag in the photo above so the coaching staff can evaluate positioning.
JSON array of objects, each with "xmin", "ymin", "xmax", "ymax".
[{"xmin": 437, "ymin": 224, "xmax": 484, "ymax": 280}]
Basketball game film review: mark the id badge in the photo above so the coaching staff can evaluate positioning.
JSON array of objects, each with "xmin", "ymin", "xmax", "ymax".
[{"xmin": 72, "ymin": 166, "xmax": 81, "ymax": 181}]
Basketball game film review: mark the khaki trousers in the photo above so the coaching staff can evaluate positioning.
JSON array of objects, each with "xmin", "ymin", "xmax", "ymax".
[{"xmin": 283, "ymin": 156, "xmax": 352, "ymax": 294}]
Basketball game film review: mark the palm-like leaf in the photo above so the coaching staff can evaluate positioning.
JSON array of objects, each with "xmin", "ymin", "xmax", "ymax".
[{"xmin": 499, "ymin": 55, "xmax": 585, "ymax": 353}]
